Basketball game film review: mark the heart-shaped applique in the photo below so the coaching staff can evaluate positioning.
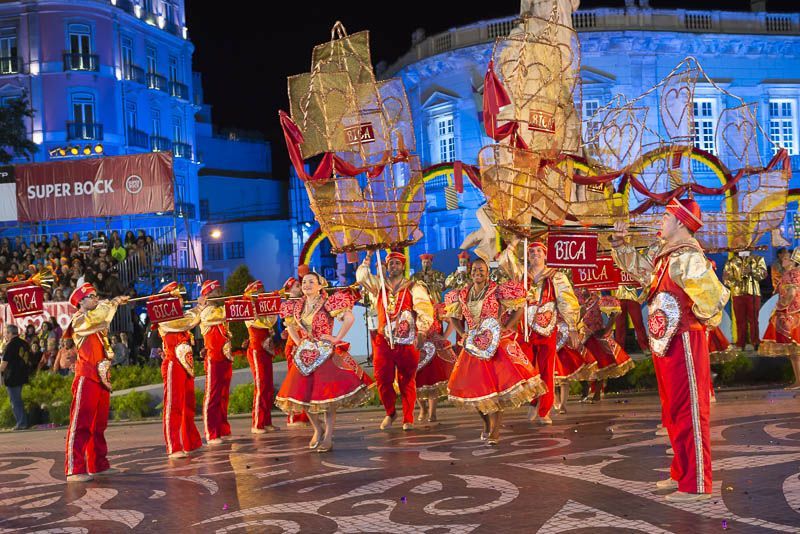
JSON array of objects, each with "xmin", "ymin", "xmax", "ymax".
[
  {"xmin": 97, "ymin": 359, "xmax": 112, "ymax": 392},
  {"xmin": 396, "ymin": 320, "xmax": 411, "ymax": 338},
  {"xmin": 417, "ymin": 341, "xmax": 436, "ymax": 371},
  {"xmin": 647, "ymin": 292, "xmax": 681, "ymax": 358},
  {"xmin": 465, "ymin": 317, "xmax": 501, "ymax": 360},
  {"xmin": 385, "ymin": 309, "xmax": 417, "ymax": 345},
  {"xmin": 294, "ymin": 340, "xmax": 333, "ymax": 376},
  {"xmin": 529, "ymin": 301, "xmax": 557, "ymax": 337}
]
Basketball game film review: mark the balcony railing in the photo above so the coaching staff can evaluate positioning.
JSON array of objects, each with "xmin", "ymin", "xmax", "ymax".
[
  {"xmin": 146, "ymin": 72, "xmax": 168, "ymax": 92},
  {"xmin": 63, "ymin": 52, "xmax": 99, "ymax": 72},
  {"xmin": 169, "ymin": 81, "xmax": 189, "ymax": 100},
  {"xmin": 150, "ymin": 135, "xmax": 171, "ymax": 152},
  {"xmin": 67, "ymin": 122, "xmax": 103, "ymax": 141},
  {"xmin": 173, "ymin": 142, "xmax": 193, "ymax": 160},
  {"xmin": 123, "ymin": 64, "xmax": 145, "ymax": 84},
  {"xmin": 127, "ymin": 128, "xmax": 149, "ymax": 149},
  {"xmin": 0, "ymin": 56, "xmax": 19, "ymax": 74}
]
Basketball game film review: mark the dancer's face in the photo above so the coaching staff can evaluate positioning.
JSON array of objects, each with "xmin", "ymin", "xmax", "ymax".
[
  {"xmin": 301, "ymin": 274, "xmax": 322, "ymax": 297},
  {"xmin": 529, "ymin": 246, "xmax": 546, "ymax": 270},
  {"xmin": 660, "ymin": 212, "xmax": 682, "ymax": 240},
  {"xmin": 387, "ymin": 258, "xmax": 405, "ymax": 278},
  {"xmin": 471, "ymin": 261, "xmax": 488, "ymax": 285}
]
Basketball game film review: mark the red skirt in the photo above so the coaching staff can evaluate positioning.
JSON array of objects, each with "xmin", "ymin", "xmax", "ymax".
[
  {"xmin": 708, "ymin": 326, "xmax": 737, "ymax": 363},
  {"xmin": 416, "ymin": 337, "xmax": 456, "ymax": 399},
  {"xmin": 448, "ymin": 334, "xmax": 546, "ymax": 414},
  {"xmin": 761, "ymin": 311, "xmax": 800, "ymax": 357},
  {"xmin": 585, "ymin": 335, "xmax": 635, "ymax": 380},
  {"xmin": 276, "ymin": 344, "xmax": 374, "ymax": 414},
  {"xmin": 555, "ymin": 345, "xmax": 596, "ymax": 383}
]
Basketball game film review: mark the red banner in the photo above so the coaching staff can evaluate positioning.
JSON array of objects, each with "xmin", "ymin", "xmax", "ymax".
[
  {"xmin": 0, "ymin": 301, "xmax": 75, "ymax": 332},
  {"xmin": 571, "ymin": 256, "xmax": 620, "ymax": 290},
  {"xmin": 15, "ymin": 152, "xmax": 174, "ymax": 222},
  {"xmin": 620, "ymin": 268, "xmax": 641, "ymax": 288},
  {"xmin": 546, "ymin": 232, "xmax": 598, "ymax": 268},
  {"xmin": 146, "ymin": 297, "xmax": 184, "ymax": 324},
  {"xmin": 6, "ymin": 285, "xmax": 44, "ymax": 318},
  {"xmin": 255, "ymin": 295, "xmax": 282, "ymax": 316},
  {"xmin": 224, "ymin": 299, "xmax": 255, "ymax": 322}
]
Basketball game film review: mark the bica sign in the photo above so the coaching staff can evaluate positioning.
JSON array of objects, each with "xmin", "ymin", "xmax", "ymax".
[
  {"xmin": 146, "ymin": 297, "xmax": 184, "ymax": 324},
  {"xmin": 7, "ymin": 285, "xmax": 44, "ymax": 318},
  {"xmin": 546, "ymin": 232, "xmax": 598, "ymax": 268}
]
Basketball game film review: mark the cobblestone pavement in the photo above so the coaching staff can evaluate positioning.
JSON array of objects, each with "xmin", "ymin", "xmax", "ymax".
[{"xmin": 1, "ymin": 389, "xmax": 799, "ymax": 533}]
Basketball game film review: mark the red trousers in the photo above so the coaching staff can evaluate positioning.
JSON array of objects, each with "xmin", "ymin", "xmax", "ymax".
[
  {"xmin": 203, "ymin": 358, "xmax": 232, "ymax": 441},
  {"xmin": 732, "ymin": 294, "xmax": 760, "ymax": 348},
  {"xmin": 161, "ymin": 359, "xmax": 202, "ymax": 455},
  {"xmin": 661, "ymin": 330, "xmax": 713, "ymax": 494},
  {"xmin": 528, "ymin": 338, "xmax": 556, "ymax": 417},
  {"xmin": 247, "ymin": 348, "xmax": 274, "ymax": 428},
  {"xmin": 372, "ymin": 334, "xmax": 419, "ymax": 424},
  {"xmin": 65, "ymin": 376, "xmax": 109, "ymax": 476},
  {"xmin": 614, "ymin": 299, "xmax": 649, "ymax": 352}
]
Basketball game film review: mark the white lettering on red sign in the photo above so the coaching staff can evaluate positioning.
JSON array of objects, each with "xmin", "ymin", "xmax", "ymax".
[
  {"xmin": 151, "ymin": 300, "xmax": 181, "ymax": 320},
  {"xmin": 344, "ymin": 123, "xmax": 376, "ymax": 146},
  {"xmin": 11, "ymin": 290, "xmax": 39, "ymax": 313},
  {"xmin": 256, "ymin": 296, "xmax": 281, "ymax": 316},
  {"xmin": 528, "ymin": 109, "xmax": 556, "ymax": 133},
  {"xmin": 554, "ymin": 240, "xmax": 587, "ymax": 262},
  {"xmin": 27, "ymin": 179, "xmax": 115, "ymax": 199}
]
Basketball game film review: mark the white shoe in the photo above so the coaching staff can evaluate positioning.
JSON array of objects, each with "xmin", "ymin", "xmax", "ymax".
[
  {"xmin": 655, "ymin": 478, "xmax": 678, "ymax": 490},
  {"xmin": 402, "ymin": 423, "xmax": 414, "ymax": 431},
  {"xmin": 67, "ymin": 473, "xmax": 93, "ymax": 483},
  {"xmin": 527, "ymin": 406, "xmax": 538, "ymax": 423},
  {"xmin": 380, "ymin": 413, "xmax": 397, "ymax": 430},
  {"xmin": 665, "ymin": 491, "xmax": 710, "ymax": 502},
  {"xmin": 168, "ymin": 451, "xmax": 188, "ymax": 459},
  {"xmin": 666, "ymin": 447, "xmax": 675, "ymax": 456},
  {"xmin": 207, "ymin": 438, "xmax": 223, "ymax": 445},
  {"xmin": 251, "ymin": 427, "xmax": 267, "ymax": 434},
  {"xmin": 89, "ymin": 467, "xmax": 120, "ymax": 476},
  {"xmin": 538, "ymin": 416, "xmax": 553, "ymax": 425},
  {"xmin": 656, "ymin": 427, "xmax": 669, "ymax": 436},
  {"xmin": 287, "ymin": 421, "xmax": 310, "ymax": 428}
]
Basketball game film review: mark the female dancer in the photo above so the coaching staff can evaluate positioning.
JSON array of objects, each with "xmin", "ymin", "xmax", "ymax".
[
  {"xmin": 415, "ymin": 305, "xmax": 456, "ymax": 423},
  {"xmin": 275, "ymin": 272, "xmax": 374, "ymax": 452},
  {"xmin": 444, "ymin": 258, "xmax": 545, "ymax": 445},
  {"xmin": 761, "ymin": 250, "xmax": 800, "ymax": 389}
]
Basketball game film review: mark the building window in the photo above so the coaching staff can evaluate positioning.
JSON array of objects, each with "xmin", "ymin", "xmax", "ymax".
[
  {"xmin": 125, "ymin": 101, "xmax": 137, "ymax": 130},
  {"xmin": 151, "ymin": 108, "xmax": 161, "ymax": 137},
  {"xmin": 164, "ymin": 1, "xmax": 176, "ymax": 25},
  {"xmin": 168, "ymin": 56, "xmax": 179, "ymax": 82},
  {"xmin": 433, "ymin": 114, "xmax": 455, "ymax": 163},
  {"xmin": 692, "ymin": 98, "xmax": 717, "ymax": 155},
  {"xmin": 199, "ymin": 199, "xmax": 209, "ymax": 220},
  {"xmin": 225, "ymin": 241, "xmax": 244, "ymax": 259},
  {"xmin": 143, "ymin": 0, "xmax": 154, "ymax": 14},
  {"xmin": 146, "ymin": 46, "xmax": 157, "ymax": 74},
  {"xmin": 0, "ymin": 95, "xmax": 19, "ymax": 107},
  {"xmin": 582, "ymin": 99, "xmax": 600, "ymax": 144},
  {"xmin": 205, "ymin": 242, "xmax": 223, "ymax": 261},
  {"xmin": 67, "ymin": 24, "xmax": 95, "ymax": 71},
  {"xmin": 769, "ymin": 99, "xmax": 798, "ymax": 156},
  {"xmin": 172, "ymin": 116, "xmax": 183, "ymax": 143},
  {"xmin": 121, "ymin": 36, "xmax": 133, "ymax": 77},
  {"xmin": 441, "ymin": 226, "xmax": 459, "ymax": 249},
  {"xmin": 174, "ymin": 173, "xmax": 186, "ymax": 202},
  {"xmin": 0, "ymin": 32, "xmax": 18, "ymax": 74},
  {"xmin": 71, "ymin": 92, "xmax": 96, "ymax": 139}
]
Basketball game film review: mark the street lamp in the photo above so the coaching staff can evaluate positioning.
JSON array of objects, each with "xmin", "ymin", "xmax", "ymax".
[{"xmin": 210, "ymin": 229, "xmax": 222, "ymax": 239}]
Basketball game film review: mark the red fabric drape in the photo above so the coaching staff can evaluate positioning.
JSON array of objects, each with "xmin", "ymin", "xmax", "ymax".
[
  {"xmin": 482, "ymin": 61, "xmax": 529, "ymax": 150},
  {"xmin": 279, "ymin": 111, "xmax": 410, "ymax": 182}
]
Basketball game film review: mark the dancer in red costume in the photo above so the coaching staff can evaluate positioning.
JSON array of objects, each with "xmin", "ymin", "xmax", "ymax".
[
  {"xmin": 357, "ymin": 250, "xmax": 434, "ymax": 431},
  {"xmin": 580, "ymin": 290, "xmax": 635, "ymax": 381},
  {"xmin": 553, "ymin": 319, "xmax": 595, "ymax": 414},
  {"xmin": 499, "ymin": 240, "xmax": 583, "ymax": 425},
  {"xmin": 275, "ymin": 272, "xmax": 374, "ymax": 452},
  {"xmin": 415, "ymin": 307, "xmax": 456, "ymax": 423},
  {"xmin": 199, "ymin": 280, "xmax": 233, "ymax": 444},
  {"xmin": 281, "ymin": 275, "xmax": 310, "ymax": 426},
  {"xmin": 760, "ymin": 250, "xmax": 800, "ymax": 389},
  {"xmin": 243, "ymin": 280, "xmax": 279, "ymax": 434},
  {"xmin": 64, "ymin": 284, "xmax": 128, "ymax": 482},
  {"xmin": 156, "ymin": 282, "xmax": 206, "ymax": 458},
  {"xmin": 611, "ymin": 198, "xmax": 729, "ymax": 502},
  {"xmin": 444, "ymin": 258, "xmax": 545, "ymax": 445},
  {"xmin": 613, "ymin": 285, "xmax": 650, "ymax": 354}
]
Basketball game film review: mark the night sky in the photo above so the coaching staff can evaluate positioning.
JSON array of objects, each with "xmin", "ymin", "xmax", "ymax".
[{"xmin": 185, "ymin": 0, "xmax": 797, "ymax": 178}]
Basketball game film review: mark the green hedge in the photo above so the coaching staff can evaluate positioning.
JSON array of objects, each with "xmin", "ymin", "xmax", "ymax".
[{"xmin": 110, "ymin": 391, "xmax": 153, "ymax": 421}]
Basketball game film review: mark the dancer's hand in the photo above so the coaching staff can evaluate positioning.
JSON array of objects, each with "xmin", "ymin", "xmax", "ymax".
[
  {"xmin": 610, "ymin": 220, "xmax": 629, "ymax": 246},
  {"xmin": 568, "ymin": 331, "xmax": 582, "ymax": 350}
]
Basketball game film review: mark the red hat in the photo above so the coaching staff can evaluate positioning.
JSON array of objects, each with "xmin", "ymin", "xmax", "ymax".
[
  {"xmin": 529, "ymin": 241, "xmax": 547, "ymax": 252},
  {"xmin": 457, "ymin": 250, "xmax": 470, "ymax": 260},
  {"xmin": 201, "ymin": 280, "xmax": 221, "ymax": 296},
  {"xmin": 385, "ymin": 251, "xmax": 407, "ymax": 265},
  {"xmin": 419, "ymin": 253, "xmax": 434, "ymax": 261},
  {"xmin": 69, "ymin": 283, "xmax": 96, "ymax": 308},
  {"xmin": 666, "ymin": 198, "xmax": 702, "ymax": 232},
  {"xmin": 159, "ymin": 281, "xmax": 179, "ymax": 295},
  {"xmin": 297, "ymin": 264, "xmax": 310, "ymax": 277},
  {"xmin": 244, "ymin": 280, "xmax": 264, "ymax": 296},
  {"xmin": 283, "ymin": 277, "xmax": 299, "ymax": 291}
]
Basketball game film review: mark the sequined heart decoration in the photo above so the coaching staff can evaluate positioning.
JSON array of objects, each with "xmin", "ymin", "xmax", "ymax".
[
  {"xmin": 647, "ymin": 292, "xmax": 681, "ymax": 358},
  {"xmin": 465, "ymin": 317, "xmax": 501, "ymax": 360},
  {"xmin": 396, "ymin": 320, "xmax": 411, "ymax": 339},
  {"xmin": 294, "ymin": 339, "xmax": 333, "ymax": 376},
  {"xmin": 97, "ymin": 359, "xmax": 112, "ymax": 391},
  {"xmin": 417, "ymin": 341, "xmax": 436, "ymax": 371},
  {"xmin": 473, "ymin": 330, "xmax": 492, "ymax": 350}
]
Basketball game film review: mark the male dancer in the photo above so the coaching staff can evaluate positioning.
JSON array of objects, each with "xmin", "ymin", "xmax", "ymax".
[
  {"xmin": 199, "ymin": 280, "xmax": 233, "ymax": 444},
  {"xmin": 357, "ymin": 250, "xmax": 434, "ymax": 430},
  {"xmin": 244, "ymin": 279, "xmax": 278, "ymax": 433}
]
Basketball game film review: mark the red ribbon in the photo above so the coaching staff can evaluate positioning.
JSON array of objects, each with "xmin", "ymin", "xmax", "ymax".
[{"xmin": 482, "ymin": 61, "xmax": 528, "ymax": 150}]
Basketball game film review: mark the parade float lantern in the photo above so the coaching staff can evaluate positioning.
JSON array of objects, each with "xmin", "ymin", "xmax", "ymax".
[
  {"xmin": 477, "ymin": 8, "xmax": 627, "ymax": 244},
  {"xmin": 280, "ymin": 22, "xmax": 424, "ymax": 254}
]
